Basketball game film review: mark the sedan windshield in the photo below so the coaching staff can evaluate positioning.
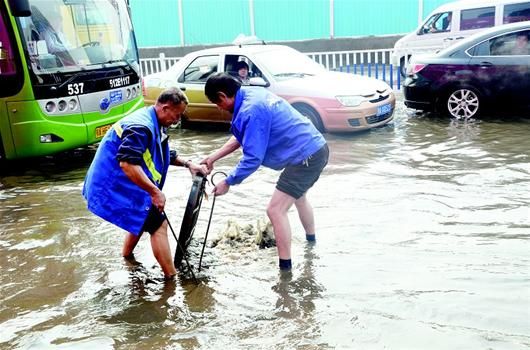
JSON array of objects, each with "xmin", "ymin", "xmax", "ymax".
[
  {"xmin": 254, "ymin": 47, "xmax": 327, "ymax": 78},
  {"xmin": 16, "ymin": 0, "xmax": 139, "ymax": 74}
]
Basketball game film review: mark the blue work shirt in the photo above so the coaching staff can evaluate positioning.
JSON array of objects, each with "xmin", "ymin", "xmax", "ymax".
[{"xmin": 226, "ymin": 87, "xmax": 326, "ymax": 186}]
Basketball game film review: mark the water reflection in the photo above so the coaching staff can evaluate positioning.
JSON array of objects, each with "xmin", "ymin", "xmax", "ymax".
[
  {"xmin": 1, "ymin": 99, "xmax": 530, "ymax": 349},
  {"xmin": 273, "ymin": 245, "xmax": 324, "ymax": 319}
]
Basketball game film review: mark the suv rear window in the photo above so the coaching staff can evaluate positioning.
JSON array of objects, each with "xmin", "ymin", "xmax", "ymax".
[
  {"xmin": 460, "ymin": 7, "xmax": 495, "ymax": 31},
  {"xmin": 503, "ymin": 2, "xmax": 530, "ymax": 23}
]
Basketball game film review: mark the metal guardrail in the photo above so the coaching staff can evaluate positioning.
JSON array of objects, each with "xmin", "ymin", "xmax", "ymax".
[{"xmin": 140, "ymin": 48, "xmax": 404, "ymax": 89}]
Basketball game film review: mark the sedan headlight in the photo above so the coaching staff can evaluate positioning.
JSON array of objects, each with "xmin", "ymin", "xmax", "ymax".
[{"xmin": 336, "ymin": 95, "xmax": 366, "ymax": 107}]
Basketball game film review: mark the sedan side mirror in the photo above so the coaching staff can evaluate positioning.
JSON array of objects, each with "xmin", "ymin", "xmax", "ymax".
[{"xmin": 249, "ymin": 77, "xmax": 269, "ymax": 87}]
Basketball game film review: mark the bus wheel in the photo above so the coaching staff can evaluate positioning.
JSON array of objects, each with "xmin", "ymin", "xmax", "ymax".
[{"xmin": 292, "ymin": 103, "xmax": 325, "ymax": 133}]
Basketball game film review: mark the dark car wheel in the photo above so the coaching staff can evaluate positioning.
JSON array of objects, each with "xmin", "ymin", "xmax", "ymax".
[
  {"xmin": 174, "ymin": 174, "xmax": 207, "ymax": 268},
  {"xmin": 178, "ymin": 116, "xmax": 189, "ymax": 129},
  {"xmin": 292, "ymin": 103, "xmax": 325, "ymax": 132},
  {"xmin": 399, "ymin": 56, "xmax": 408, "ymax": 78},
  {"xmin": 443, "ymin": 87, "xmax": 481, "ymax": 120}
]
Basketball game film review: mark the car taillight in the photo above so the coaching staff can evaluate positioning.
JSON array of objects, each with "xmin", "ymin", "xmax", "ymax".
[
  {"xmin": 141, "ymin": 79, "xmax": 146, "ymax": 97},
  {"xmin": 409, "ymin": 64, "xmax": 426, "ymax": 75}
]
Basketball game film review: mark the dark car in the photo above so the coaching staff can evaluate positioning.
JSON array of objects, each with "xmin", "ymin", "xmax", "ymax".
[{"xmin": 403, "ymin": 21, "xmax": 530, "ymax": 119}]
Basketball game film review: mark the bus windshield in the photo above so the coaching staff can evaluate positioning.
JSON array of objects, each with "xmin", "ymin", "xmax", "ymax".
[{"xmin": 15, "ymin": 0, "xmax": 139, "ymax": 75}]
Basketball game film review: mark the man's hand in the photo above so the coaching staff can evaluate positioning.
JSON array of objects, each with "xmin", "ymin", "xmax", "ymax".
[
  {"xmin": 188, "ymin": 162, "xmax": 210, "ymax": 176},
  {"xmin": 120, "ymin": 161, "xmax": 165, "ymax": 211},
  {"xmin": 200, "ymin": 136, "xmax": 241, "ymax": 173},
  {"xmin": 212, "ymin": 179, "xmax": 230, "ymax": 196},
  {"xmin": 200, "ymin": 156, "xmax": 214, "ymax": 173},
  {"xmin": 150, "ymin": 188, "xmax": 166, "ymax": 212}
]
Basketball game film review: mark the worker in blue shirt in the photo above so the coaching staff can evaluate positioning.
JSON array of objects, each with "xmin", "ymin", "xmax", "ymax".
[
  {"xmin": 83, "ymin": 88, "xmax": 208, "ymax": 280},
  {"xmin": 201, "ymin": 73, "xmax": 328, "ymax": 271}
]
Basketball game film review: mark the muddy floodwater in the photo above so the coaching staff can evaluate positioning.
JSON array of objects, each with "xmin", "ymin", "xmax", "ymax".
[{"xmin": 1, "ymin": 96, "xmax": 530, "ymax": 349}]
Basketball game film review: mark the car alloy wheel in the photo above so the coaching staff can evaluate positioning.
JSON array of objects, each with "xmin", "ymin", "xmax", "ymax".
[{"xmin": 446, "ymin": 88, "xmax": 480, "ymax": 120}]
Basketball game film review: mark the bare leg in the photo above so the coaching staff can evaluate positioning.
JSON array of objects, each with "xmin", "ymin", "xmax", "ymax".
[
  {"xmin": 267, "ymin": 189, "xmax": 296, "ymax": 260},
  {"xmin": 150, "ymin": 220, "xmax": 177, "ymax": 278},
  {"xmin": 122, "ymin": 232, "xmax": 143, "ymax": 258},
  {"xmin": 294, "ymin": 194, "xmax": 315, "ymax": 235}
]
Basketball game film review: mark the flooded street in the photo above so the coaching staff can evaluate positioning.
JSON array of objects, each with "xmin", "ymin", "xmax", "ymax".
[{"xmin": 1, "ymin": 96, "xmax": 530, "ymax": 349}]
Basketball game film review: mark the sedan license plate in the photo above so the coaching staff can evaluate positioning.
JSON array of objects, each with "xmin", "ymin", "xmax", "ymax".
[
  {"xmin": 377, "ymin": 103, "xmax": 391, "ymax": 116},
  {"xmin": 95, "ymin": 124, "xmax": 112, "ymax": 138}
]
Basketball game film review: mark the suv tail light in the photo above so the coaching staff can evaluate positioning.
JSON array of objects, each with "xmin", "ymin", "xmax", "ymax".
[{"xmin": 407, "ymin": 64, "xmax": 427, "ymax": 75}]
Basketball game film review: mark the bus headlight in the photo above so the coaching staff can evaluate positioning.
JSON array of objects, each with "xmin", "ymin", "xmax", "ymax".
[
  {"xmin": 68, "ymin": 99, "xmax": 78, "ymax": 111},
  {"xmin": 39, "ymin": 134, "xmax": 63, "ymax": 143},
  {"xmin": 58, "ymin": 100, "xmax": 67, "ymax": 112},
  {"xmin": 45, "ymin": 101, "xmax": 56, "ymax": 113}
]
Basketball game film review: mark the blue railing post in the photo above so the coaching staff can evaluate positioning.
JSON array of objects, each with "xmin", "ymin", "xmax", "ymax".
[
  {"xmin": 397, "ymin": 68, "xmax": 401, "ymax": 90},
  {"xmin": 375, "ymin": 63, "xmax": 379, "ymax": 79},
  {"xmin": 360, "ymin": 64, "xmax": 364, "ymax": 75},
  {"xmin": 368, "ymin": 63, "xmax": 371, "ymax": 77},
  {"xmin": 390, "ymin": 64, "xmax": 393, "ymax": 89},
  {"xmin": 382, "ymin": 63, "xmax": 386, "ymax": 82},
  {"xmin": 347, "ymin": 64, "xmax": 350, "ymax": 73}
]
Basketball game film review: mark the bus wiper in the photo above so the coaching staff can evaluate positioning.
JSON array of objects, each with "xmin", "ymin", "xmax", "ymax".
[
  {"xmin": 103, "ymin": 59, "xmax": 129, "ymax": 66},
  {"xmin": 102, "ymin": 59, "xmax": 137, "ymax": 69},
  {"xmin": 57, "ymin": 71, "xmax": 93, "ymax": 89}
]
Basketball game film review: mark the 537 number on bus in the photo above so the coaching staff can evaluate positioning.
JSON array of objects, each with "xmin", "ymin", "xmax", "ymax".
[{"xmin": 67, "ymin": 83, "xmax": 84, "ymax": 95}]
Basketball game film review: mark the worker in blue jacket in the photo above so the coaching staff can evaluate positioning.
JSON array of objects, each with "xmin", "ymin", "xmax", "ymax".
[
  {"xmin": 202, "ymin": 73, "xmax": 329, "ymax": 271},
  {"xmin": 83, "ymin": 88, "xmax": 208, "ymax": 280}
]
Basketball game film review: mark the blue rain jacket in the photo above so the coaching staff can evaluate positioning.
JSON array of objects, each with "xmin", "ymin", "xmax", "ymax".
[
  {"xmin": 226, "ymin": 87, "xmax": 326, "ymax": 186},
  {"xmin": 82, "ymin": 106, "xmax": 170, "ymax": 235}
]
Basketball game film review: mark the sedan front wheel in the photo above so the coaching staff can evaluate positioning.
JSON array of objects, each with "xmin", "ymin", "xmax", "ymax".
[{"xmin": 445, "ymin": 88, "xmax": 481, "ymax": 120}]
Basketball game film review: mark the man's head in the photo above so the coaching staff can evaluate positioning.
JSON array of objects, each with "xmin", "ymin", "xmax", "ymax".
[
  {"xmin": 236, "ymin": 61, "xmax": 249, "ymax": 79},
  {"xmin": 204, "ymin": 73, "xmax": 242, "ymax": 112},
  {"xmin": 155, "ymin": 87, "xmax": 188, "ymax": 127}
]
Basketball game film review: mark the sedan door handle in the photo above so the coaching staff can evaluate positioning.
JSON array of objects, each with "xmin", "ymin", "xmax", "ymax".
[
  {"xmin": 480, "ymin": 61, "xmax": 493, "ymax": 67},
  {"xmin": 443, "ymin": 38, "xmax": 454, "ymax": 41},
  {"xmin": 455, "ymin": 36, "xmax": 464, "ymax": 40},
  {"xmin": 178, "ymin": 86, "xmax": 186, "ymax": 91}
]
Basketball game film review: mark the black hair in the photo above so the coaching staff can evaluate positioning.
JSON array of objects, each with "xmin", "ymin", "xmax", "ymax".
[
  {"xmin": 157, "ymin": 87, "xmax": 188, "ymax": 106},
  {"xmin": 236, "ymin": 61, "xmax": 249, "ymax": 70},
  {"xmin": 204, "ymin": 73, "xmax": 242, "ymax": 103}
]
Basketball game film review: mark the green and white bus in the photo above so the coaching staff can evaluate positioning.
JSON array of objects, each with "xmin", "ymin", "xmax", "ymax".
[{"xmin": 0, "ymin": 0, "xmax": 143, "ymax": 160}]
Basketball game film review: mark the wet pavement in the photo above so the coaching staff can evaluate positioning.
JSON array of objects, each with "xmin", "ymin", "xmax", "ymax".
[{"xmin": 1, "ymin": 95, "xmax": 529, "ymax": 349}]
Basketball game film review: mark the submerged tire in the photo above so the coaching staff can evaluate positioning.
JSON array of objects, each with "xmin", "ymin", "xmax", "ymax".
[
  {"xmin": 292, "ymin": 103, "xmax": 325, "ymax": 133},
  {"xmin": 174, "ymin": 174, "xmax": 206, "ymax": 267}
]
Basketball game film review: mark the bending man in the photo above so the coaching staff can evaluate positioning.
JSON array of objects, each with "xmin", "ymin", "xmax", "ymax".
[
  {"xmin": 201, "ymin": 73, "xmax": 328, "ymax": 271},
  {"xmin": 83, "ymin": 88, "xmax": 207, "ymax": 279}
]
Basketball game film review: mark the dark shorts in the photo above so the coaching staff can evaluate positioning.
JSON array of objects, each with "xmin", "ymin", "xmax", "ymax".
[
  {"xmin": 140, "ymin": 205, "xmax": 166, "ymax": 234},
  {"xmin": 276, "ymin": 144, "xmax": 329, "ymax": 199}
]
